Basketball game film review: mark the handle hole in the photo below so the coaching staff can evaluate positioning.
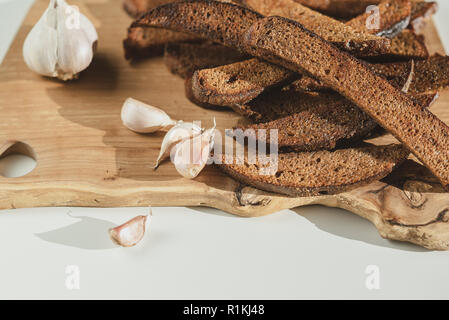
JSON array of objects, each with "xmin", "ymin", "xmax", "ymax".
[{"xmin": 0, "ymin": 141, "xmax": 37, "ymax": 178}]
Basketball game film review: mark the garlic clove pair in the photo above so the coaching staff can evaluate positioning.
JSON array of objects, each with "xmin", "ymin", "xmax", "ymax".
[
  {"xmin": 153, "ymin": 121, "xmax": 203, "ymax": 168},
  {"xmin": 109, "ymin": 209, "xmax": 152, "ymax": 247},
  {"xmin": 23, "ymin": 0, "xmax": 98, "ymax": 81},
  {"xmin": 121, "ymin": 98, "xmax": 177, "ymax": 133},
  {"xmin": 171, "ymin": 119, "xmax": 216, "ymax": 179}
]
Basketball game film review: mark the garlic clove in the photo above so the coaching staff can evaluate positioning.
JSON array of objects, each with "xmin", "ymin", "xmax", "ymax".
[
  {"xmin": 171, "ymin": 119, "xmax": 216, "ymax": 179},
  {"xmin": 121, "ymin": 98, "xmax": 177, "ymax": 133},
  {"xmin": 153, "ymin": 121, "xmax": 203, "ymax": 169},
  {"xmin": 23, "ymin": 0, "xmax": 98, "ymax": 81},
  {"xmin": 108, "ymin": 210, "xmax": 152, "ymax": 247}
]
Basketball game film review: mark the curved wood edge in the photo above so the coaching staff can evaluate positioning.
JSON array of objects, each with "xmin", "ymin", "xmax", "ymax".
[{"xmin": 0, "ymin": 160, "xmax": 448, "ymax": 250}]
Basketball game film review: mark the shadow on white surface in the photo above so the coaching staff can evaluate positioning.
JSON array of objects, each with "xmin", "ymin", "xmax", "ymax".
[
  {"xmin": 35, "ymin": 212, "xmax": 118, "ymax": 250},
  {"xmin": 293, "ymin": 206, "xmax": 429, "ymax": 252}
]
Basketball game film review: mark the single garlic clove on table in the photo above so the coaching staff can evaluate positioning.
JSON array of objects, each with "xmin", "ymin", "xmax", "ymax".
[
  {"xmin": 109, "ymin": 209, "xmax": 152, "ymax": 247},
  {"xmin": 23, "ymin": 0, "xmax": 98, "ymax": 80}
]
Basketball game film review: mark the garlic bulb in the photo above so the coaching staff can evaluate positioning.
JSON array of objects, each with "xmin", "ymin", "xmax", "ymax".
[
  {"xmin": 109, "ymin": 209, "xmax": 152, "ymax": 247},
  {"xmin": 23, "ymin": 0, "xmax": 98, "ymax": 80},
  {"xmin": 121, "ymin": 98, "xmax": 177, "ymax": 133},
  {"xmin": 171, "ymin": 119, "xmax": 216, "ymax": 179},
  {"xmin": 153, "ymin": 121, "xmax": 203, "ymax": 168}
]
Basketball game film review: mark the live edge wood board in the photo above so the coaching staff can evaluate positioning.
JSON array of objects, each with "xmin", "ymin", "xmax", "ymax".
[{"xmin": 1, "ymin": 0, "xmax": 449, "ymax": 250}]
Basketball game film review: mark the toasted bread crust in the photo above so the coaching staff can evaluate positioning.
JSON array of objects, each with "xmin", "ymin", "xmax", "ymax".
[
  {"xmin": 293, "ymin": 0, "xmax": 381, "ymax": 18},
  {"xmin": 241, "ymin": 0, "xmax": 391, "ymax": 55},
  {"xmin": 124, "ymin": 27, "xmax": 200, "ymax": 60},
  {"xmin": 191, "ymin": 59, "xmax": 296, "ymax": 106},
  {"xmin": 294, "ymin": 55, "xmax": 449, "ymax": 93},
  {"xmin": 184, "ymin": 76, "xmax": 232, "ymax": 110},
  {"xmin": 366, "ymin": 29, "xmax": 429, "ymax": 61},
  {"xmin": 244, "ymin": 16, "xmax": 449, "ymax": 188},
  {"xmin": 179, "ymin": 1, "xmax": 425, "ymax": 107},
  {"xmin": 164, "ymin": 42, "xmax": 247, "ymax": 78},
  {"xmin": 218, "ymin": 144, "xmax": 409, "ymax": 197},
  {"xmin": 133, "ymin": 0, "xmax": 263, "ymax": 50},
  {"xmin": 230, "ymin": 89, "xmax": 436, "ymax": 152},
  {"xmin": 345, "ymin": 0, "xmax": 411, "ymax": 38}
]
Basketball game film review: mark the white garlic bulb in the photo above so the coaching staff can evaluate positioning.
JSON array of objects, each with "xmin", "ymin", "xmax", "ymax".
[
  {"xmin": 23, "ymin": 0, "xmax": 98, "ymax": 80},
  {"xmin": 121, "ymin": 98, "xmax": 177, "ymax": 133}
]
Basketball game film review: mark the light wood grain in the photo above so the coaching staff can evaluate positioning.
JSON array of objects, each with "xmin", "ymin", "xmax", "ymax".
[{"xmin": 0, "ymin": 0, "xmax": 449, "ymax": 250}]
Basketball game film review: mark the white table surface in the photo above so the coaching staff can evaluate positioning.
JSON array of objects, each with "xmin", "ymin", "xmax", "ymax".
[{"xmin": 1, "ymin": 0, "xmax": 449, "ymax": 300}]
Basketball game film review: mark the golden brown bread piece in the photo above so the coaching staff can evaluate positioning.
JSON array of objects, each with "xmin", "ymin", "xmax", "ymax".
[{"xmin": 218, "ymin": 144, "xmax": 409, "ymax": 196}]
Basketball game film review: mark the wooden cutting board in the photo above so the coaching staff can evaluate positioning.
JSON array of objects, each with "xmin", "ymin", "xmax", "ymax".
[{"xmin": 1, "ymin": 0, "xmax": 449, "ymax": 250}]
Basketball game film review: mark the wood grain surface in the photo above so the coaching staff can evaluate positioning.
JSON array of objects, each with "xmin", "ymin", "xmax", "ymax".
[{"xmin": 0, "ymin": 0, "xmax": 449, "ymax": 250}]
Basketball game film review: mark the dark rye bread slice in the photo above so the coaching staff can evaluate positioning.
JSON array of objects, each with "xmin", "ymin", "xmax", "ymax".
[
  {"xmin": 366, "ymin": 29, "xmax": 429, "ymax": 61},
  {"xmin": 409, "ymin": 1, "xmax": 438, "ymax": 33},
  {"xmin": 231, "ymin": 91, "xmax": 438, "ymax": 152},
  {"xmin": 131, "ymin": 0, "xmax": 390, "ymax": 96},
  {"xmin": 184, "ymin": 76, "xmax": 231, "ymax": 110},
  {"xmin": 134, "ymin": 0, "xmax": 390, "ymax": 55},
  {"xmin": 164, "ymin": 42, "xmax": 248, "ymax": 78},
  {"xmin": 218, "ymin": 144, "xmax": 409, "ymax": 196},
  {"xmin": 243, "ymin": 16, "xmax": 449, "ymax": 189},
  {"xmin": 132, "ymin": 2, "xmax": 449, "ymax": 186},
  {"xmin": 294, "ymin": 54, "xmax": 449, "ymax": 93},
  {"xmin": 293, "ymin": 0, "xmax": 381, "ymax": 18},
  {"xmin": 133, "ymin": 0, "xmax": 264, "ymax": 50},
  {"xmin": 240, "ymin": 0, "xmax": 390, "ymax": 55},
  {"xmin": 373, "ymin": 54, "xmax": 449, "ymax": 93},
  {"xmin": 345, "ymin": 0, "xmax": 411, "ymax": 38},
  {"xmin": 124, "ymin": 27, "xmax": 200, "ymax": 59},
  {"xmin": 190, "ymin": 34, "xmax": 429, "ymax": 107},
  {"xmin": 124, "ymin": 1, "xmax": 242, "ymax": 60},
  {"xmin": 191, "ymin": 59, "xmax": 296, "ymax": 106},
  {"xmin": 188, "ymin": 2, "xmax": 425, "ymax": 107}
]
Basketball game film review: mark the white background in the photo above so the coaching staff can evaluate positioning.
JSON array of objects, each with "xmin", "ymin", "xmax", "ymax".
[{"xmin": 0, "ymin": 0, "xmax": 448, "ymax": 300}]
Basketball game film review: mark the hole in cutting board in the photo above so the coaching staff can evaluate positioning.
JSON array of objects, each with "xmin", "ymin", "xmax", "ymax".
[{"xmin": 0, "ymin": 141, "xmax": 37, "ymax": 178}]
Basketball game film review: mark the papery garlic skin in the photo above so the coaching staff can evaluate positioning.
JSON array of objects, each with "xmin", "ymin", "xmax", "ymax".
[
  {"xmin": 121, "ymin": 98, "xmax": 177, "ymax": 133},
  {"xmin": 23, "ymin": 0, "xmax": 98, "ymax": 80},
  {"xmin": 153, "ymin": 121, "xmax": 203, "ymax": 168},
  {"xmin": 109, "ymin": 210, "xmax": 152, "ymax": 247},
  {"xmin": 172, "ymin": 120, "xmax": 216, "ymax": 179}
]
